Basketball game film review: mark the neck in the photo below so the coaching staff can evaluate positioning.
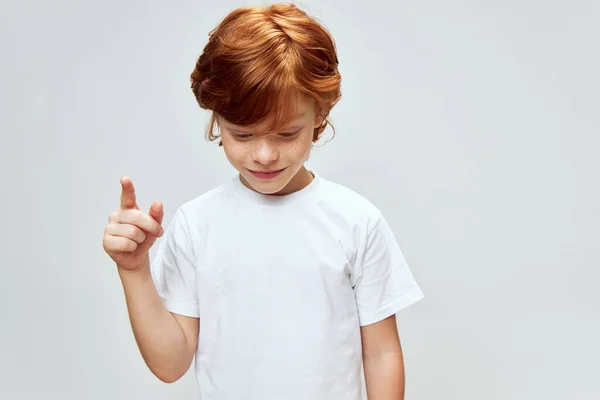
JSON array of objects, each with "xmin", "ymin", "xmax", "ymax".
[{"xmin": 275, "ymin": 166, "xmax": 313, "ymax": 196}]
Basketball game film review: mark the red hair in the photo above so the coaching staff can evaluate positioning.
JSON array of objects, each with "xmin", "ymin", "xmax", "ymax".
[{"xmin": 190, "ymin": 3, "xmax": 342, "ymax": 145}]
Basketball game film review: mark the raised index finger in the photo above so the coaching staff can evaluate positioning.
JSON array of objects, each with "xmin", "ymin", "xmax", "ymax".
[{"xmin": 120, "ymin": 176, "xmax": 138, "ymax": 210}]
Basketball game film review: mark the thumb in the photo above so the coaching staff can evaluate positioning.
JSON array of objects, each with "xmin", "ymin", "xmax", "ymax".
[
  {"xmin": 141, "ymin": 202, "xmax": 164, "ymax": 251},
  {"xmin": 149, "ymin": 201, "xmax": 164, "ymax": 226}
]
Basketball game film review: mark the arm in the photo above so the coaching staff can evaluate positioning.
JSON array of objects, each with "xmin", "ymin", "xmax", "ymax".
[
  {"xmin": 361, "ymin": 314, "xmax": 405, "ymax": 400},
  {"xmin": 119, "ymin": 256, "xmax": 199, "ymax": 383},
  {"xmin": 103, "ymin": 177, "xmax": 199, "ymax": 383}
]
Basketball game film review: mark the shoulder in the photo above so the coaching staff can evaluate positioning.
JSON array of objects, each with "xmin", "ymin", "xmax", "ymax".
[
  {"xmin": 314, "ymin": 174, "xmax": 384, "ymax": 232},
  {"xmin": 318, "ymin": 177, "xmax": 380, "ymax": 214}
]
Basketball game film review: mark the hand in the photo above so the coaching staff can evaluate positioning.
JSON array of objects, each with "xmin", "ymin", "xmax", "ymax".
[{"xmin": 103, "ymin": 176, "xmax": 164, "ymax": 272}]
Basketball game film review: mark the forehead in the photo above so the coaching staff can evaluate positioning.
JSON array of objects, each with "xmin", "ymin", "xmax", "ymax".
[{"xmin": 220, "ymin": 95, "xmax": 316, "ymax": 131}]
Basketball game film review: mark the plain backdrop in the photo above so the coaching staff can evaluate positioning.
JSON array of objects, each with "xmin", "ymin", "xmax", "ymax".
[{"xmin": 1, "ymin": 0, "xmax": 598, "ymax": 399}]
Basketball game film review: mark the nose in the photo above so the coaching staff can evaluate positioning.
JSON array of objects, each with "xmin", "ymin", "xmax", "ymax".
[{"xmin": 251, "ymin": 137, "xmax": 279, "ymax": 165}]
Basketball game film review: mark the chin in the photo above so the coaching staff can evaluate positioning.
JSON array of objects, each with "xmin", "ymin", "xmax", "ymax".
[
  {"xmin": 241, "ymin": 171, "xmax": 292, "ymax": 195},
  {"xmin": 251, "ymin": 180, "xmax": 290, "ymax": 195}
]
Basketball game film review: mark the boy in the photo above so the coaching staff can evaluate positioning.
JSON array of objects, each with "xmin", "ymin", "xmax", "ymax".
[{"xmin": 102, "ymin": 4, "xmax": 423, "ymax": 399}]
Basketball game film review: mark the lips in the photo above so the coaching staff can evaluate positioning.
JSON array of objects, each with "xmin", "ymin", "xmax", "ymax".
[{"xmin": 248, "ymin": 168, "xmax": 285, "ymax": 180}]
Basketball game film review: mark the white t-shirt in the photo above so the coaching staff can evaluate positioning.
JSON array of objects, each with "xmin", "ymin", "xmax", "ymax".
[{"xmin": 150, "ymin": 171, "xmax": 423, "ymax": 399}]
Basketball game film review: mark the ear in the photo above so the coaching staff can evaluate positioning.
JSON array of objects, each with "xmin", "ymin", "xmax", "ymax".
[{"xmin": 313, "ymin": 109, "xmax": 326, "ymax": 128}]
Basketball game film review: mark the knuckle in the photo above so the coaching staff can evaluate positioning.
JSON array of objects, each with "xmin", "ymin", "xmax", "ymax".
[
  {"xmin": 127, "ymin": 224, "xmax": 136, "ymax": 236},
  {"xmin": 130, "ymin": 225, "xmax": 145, "ymax": 242},
  {"xmin": 118, "ymin": 237, "xmax": 134, "ymax": 252},
  {"xmin": 106, "ymin": 222, "xmax": 120, "ymax": 236},
  {"xmin": 133, "ymin": 211, "xmax": 145, "ymax": 226},
  {"xmin": 103, "ymin": 235, "xmax": 117, "ymax": 252},
  {"xmin": 127, "ymin": 239, "xmax": 138, "ymax": 252}
]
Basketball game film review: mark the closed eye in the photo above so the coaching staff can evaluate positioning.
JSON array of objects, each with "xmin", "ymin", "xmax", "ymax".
[
  {"xmin": 278, "ymin": 130, "xmax": 300, "ymax": 138},
  {"xmin": 231, "ymin": 132, "xmax": 252, "ymax": 139}
]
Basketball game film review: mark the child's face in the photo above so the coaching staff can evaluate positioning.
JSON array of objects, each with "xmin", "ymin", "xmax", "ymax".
[{"xmin": 217, "ymin": 93, "xmax": 323, "ymax": 196}]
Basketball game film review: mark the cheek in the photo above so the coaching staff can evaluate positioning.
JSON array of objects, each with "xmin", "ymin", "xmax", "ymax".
[
  {"xmin": 297, "ymin": 134, "xmax": 314, "ymax": 157},
  {"xmin": 288, "ymin": 131, "xmax": 313, "ymax": 155},
  {"xmin": 222, "ymin": 140, "xmax": 244, "ymax": 164}
]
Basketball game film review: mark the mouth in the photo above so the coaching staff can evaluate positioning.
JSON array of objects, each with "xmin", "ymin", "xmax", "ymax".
[{"xmin": 247, "ymin": 168, "xmax": 285, "ymax": 180}]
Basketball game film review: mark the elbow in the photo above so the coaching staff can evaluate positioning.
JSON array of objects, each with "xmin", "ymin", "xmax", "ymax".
[
  {"xmin": 157, "ymin": 374, "xmax": 180, "ymax": 384},
  {"xmin": 154, "ymin": 369, "xmax": 185, "ymax": 384},
  {"xmin": 150, "ymin": 361, "xmax": 191, "ymax": 384},
  {"xmin": 144, "ymin": 345, "xmax": 195, "ymax": 383}
]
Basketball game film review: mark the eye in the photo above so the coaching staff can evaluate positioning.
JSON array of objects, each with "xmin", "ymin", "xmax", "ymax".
[
  {"xmin": 278, "ymin": 130, "xmax": 300, "ymax": 138},
  {"xmin": 231, "ymin": 132, "xmax": 252, "ymax": 140}
]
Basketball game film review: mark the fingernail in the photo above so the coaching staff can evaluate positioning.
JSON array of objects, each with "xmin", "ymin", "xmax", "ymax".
[{"xmin": 159, "ymin": 227, "xmax": 164, "ymax": 236}]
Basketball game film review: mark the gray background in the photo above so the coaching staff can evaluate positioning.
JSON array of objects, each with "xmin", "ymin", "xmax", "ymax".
[{"xmin": 1, "ymin": 0, "xmax": 598, "ymax": 399}]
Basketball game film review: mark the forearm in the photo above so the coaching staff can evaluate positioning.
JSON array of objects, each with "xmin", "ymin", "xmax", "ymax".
[
  {"xmin": 118, "ymin": 257, "xmax": 192, "ymax": 382},
  {"xmin": 363, "ymin": 352, "xmax": 405, "ymax": 400}
]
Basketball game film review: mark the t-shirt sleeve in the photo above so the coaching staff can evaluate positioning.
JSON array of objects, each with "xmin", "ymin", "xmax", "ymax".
[
  {"xmin": 352, "ymin": 215, "xmax": 424, "ymax": 326},
  {"xmin": 150, "ymin": 207, "xmax": 200, "ymax": 318}
]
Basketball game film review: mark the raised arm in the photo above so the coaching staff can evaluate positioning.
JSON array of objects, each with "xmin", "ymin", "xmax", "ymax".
[{"xmin": 103, "ymin": 177, "xmax": 199, "ymax": 382}]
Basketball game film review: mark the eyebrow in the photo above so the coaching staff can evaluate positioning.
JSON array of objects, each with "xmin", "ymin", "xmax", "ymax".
[
  {"xmin": 228, "ymin": 113, "xmax": 306, "ymax": 134},
  {"xmin": 229, "ymin": 126, "xmax": 302, "ymax": 135}
]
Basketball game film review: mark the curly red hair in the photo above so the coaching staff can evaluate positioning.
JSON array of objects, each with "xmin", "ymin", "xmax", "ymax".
[{"xmin": 190, "ymin": 3, "xmax": 342, "ymax": 145}]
